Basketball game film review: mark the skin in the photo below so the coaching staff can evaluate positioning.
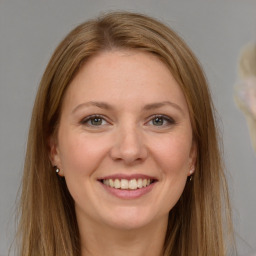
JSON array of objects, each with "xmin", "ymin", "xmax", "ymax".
[{"xmin": 50, "ymin": 50, "xmax": 197, "ymax": 256}]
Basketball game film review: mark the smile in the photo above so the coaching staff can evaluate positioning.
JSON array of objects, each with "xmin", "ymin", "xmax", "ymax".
[{"xmin": 101, "ymin": 178, "xmax": 154, "ymax": 190}]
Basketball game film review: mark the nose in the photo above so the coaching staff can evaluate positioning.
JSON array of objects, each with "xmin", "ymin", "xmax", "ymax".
[{"xmin": 110, "ymin": 124, "xmax": 148, "ymax": 165}]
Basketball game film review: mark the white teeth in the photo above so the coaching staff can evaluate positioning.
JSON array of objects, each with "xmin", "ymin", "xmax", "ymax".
[
  {"xmin": 103, "ymin": 178, "xmax": 153, "ymax": 189},
  {"xmin": 109, "ymin": 179, "xmax": 114, "ymax": 188},
  {"xmin": 114, "ymin": 179, "xmax": 121, "ymax": 188},
  {"xmin": 103, "ymin": 179, "xmax": 109, "ymax": 186},
  {"xmin": 137, "ymin": 178, "xmax": 143, "ymax": 188},
  {"xmin": 129, "ymin": 179, "xmax": 137, "ymax": 190},
  {"xmin": 120, "ymin": 179, "xmax": 129, "ymax": 189}
]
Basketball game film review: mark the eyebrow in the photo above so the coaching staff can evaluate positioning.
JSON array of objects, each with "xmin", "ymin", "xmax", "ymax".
[
  {"xmin": 143, "ymin": 101, "xmax": 184, "ymax": 114},
  {"xmin": 72, "ymin": 101, "xmax": 113, "ymax": 113},
  {"xmin": 72, "ymin": 100, "xmax": 184, "ymax": 114}
]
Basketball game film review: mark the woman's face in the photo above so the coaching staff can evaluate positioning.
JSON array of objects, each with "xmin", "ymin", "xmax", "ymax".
[{"xmin": 51, "ymin": 50, "xmax": 196, "ymax": 230}]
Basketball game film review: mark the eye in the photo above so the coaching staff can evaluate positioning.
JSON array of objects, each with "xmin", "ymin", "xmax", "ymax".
[
  {"xmin": 81, "ymin": 115, "xmax": 108, "ymax": 127},
  {"xmin": 147, "ymin": 115, "xmax": 175, "ymax": 127}
]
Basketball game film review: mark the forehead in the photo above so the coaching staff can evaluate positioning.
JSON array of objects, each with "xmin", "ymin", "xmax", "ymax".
[{"xmin": 62, "ymin": 50, "xmax": 188, "ymax": 113}]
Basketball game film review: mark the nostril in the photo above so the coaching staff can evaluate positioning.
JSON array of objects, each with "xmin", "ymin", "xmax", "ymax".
[{"xmin": 109, "ymin": 131, "xmax": 148, "ymax": 164}]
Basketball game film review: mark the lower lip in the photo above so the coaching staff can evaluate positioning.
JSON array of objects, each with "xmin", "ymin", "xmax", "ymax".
[{"xmin": 100, "ymin": 182, "xmax": 156, "ymax": 199}]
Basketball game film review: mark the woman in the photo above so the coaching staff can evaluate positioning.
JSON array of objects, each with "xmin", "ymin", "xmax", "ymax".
[
  {"xmin": 235, "ymin": 42, "xmax": 256, "ymax": 152},
  {"xmin": 235, "ymin": 42, "xmax": 256, "ymax": 256},
  {"xmin": 16, "ymin": 12, "xmax": 235, "ymax": 256}
]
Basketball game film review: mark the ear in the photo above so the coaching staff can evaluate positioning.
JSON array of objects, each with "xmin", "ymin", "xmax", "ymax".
[
  {"xmin": 48, "ymin": 136, "xmax": 63, "ymax": 174},
  {"xmin": 188, "ymin": 140, "xmax": 197, "ymax": 176}
]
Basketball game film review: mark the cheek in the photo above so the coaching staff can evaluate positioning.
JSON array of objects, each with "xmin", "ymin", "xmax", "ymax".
[
  {"xmin": 58, "ymin": 132, "xmax": 110, "ymax": 177},
  {"xmin": 151, "ymin": 135, "xmax": 191, "ymax": 213},
  {"xmin": 152, "ymin": 134, "xmax": 192, "ymax": 175}
]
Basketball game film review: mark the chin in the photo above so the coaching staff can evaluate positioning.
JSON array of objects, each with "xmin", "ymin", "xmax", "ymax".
[{"xmin": 102, "ymin": 207, "xmax": 162, "ymax": 231}]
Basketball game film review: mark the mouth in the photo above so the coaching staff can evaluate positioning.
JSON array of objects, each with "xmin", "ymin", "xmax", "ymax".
[{"xmin": 99, "ymin": 178, "xmax": 157, "ymax": 190}]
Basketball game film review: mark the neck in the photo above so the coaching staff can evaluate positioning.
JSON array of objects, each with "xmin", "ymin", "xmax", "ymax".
[{"xmin": 79, "ymin": 216, "xmax": 168, "ymax": 256}]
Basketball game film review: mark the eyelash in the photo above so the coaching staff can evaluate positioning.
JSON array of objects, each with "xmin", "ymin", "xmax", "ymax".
[
  {"xmin": 81, "ymin": 115, "xmax": 109, "ymax": 127},
  {"xmin": 146, "ymin": 115, "xmax": 176, "ymax": 127},
  {"xmin": 80, "ymin": 114, "xmax": 176, "ymax": 127}
]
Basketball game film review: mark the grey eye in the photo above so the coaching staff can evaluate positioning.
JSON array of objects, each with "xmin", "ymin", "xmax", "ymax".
[
  {"xmin": 81, "ymin": 115, "xmax": 108, "ymax": 127},
  {"xmin": 90, "ymin": 117, "xmax": 103, "ymax": 126},
  {"xmin": 147, "ymin": 115, "xmax": 175, "ymax": 127},
  {"xmin": 152, "ymin": 117, "xmax": 164, "ymax": 126}
]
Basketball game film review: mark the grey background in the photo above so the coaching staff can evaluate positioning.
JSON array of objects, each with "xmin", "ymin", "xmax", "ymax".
[{"xmin": 1, "ymin": 0, "xmax": 256, "ymax": 255}]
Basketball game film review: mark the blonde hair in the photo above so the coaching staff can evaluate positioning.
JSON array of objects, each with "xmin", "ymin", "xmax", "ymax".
[
  {"xmin": 235, "ymin": 42, "xmax": 256, "ymax": 152},
  {"xmin": 16, "ymin": 11, "xmax": 235, "ymax": 256},
  {"xmin": 238, "ymin": 42, "xmax": 256, "ymax": 79}
]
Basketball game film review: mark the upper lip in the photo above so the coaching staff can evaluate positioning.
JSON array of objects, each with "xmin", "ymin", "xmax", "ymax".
[{"xmin": 97, "ymin": 174, "xmax": 158, "ymax": 181}]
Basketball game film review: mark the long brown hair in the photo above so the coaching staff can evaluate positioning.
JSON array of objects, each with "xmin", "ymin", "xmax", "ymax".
[{"xmin": 16, "ymin": 11, "xmax": 235, "ymax": 255}]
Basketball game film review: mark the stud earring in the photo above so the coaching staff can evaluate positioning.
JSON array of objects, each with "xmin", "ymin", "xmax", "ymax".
[
  {"xmin": 55, "ymin": 167, "xmax": 60, "ymax": 174},
  {"xmin": 187, "ymin": 168, "xmax": 194, "ymax": 182}
]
